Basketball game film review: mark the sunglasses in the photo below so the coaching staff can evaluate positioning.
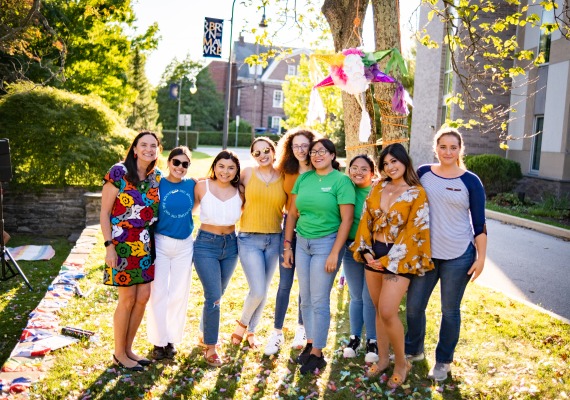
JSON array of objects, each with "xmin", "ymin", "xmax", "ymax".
[
  {"xmin": 171, "ymin": 159, "xmax": 189, "ymax": 169},
  {"xmin": 252, "ymin": 147, "xmax": 271, "ymax": 158}
]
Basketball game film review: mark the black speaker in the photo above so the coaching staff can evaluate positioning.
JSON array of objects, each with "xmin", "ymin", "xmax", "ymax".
[{"xmin": 0, "ymin": 139, "xmax": 12, "ymax": 182}]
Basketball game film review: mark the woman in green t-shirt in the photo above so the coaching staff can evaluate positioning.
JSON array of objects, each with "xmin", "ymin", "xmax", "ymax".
[{"xmin": 283, "ymin": 138, "xmax": 355, "ymax": 375}]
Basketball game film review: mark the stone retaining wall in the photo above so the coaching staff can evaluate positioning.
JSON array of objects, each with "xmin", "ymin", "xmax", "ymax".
[
  {"xmin": 2, "ymin": 187, "xmax": 102, "ymax": 237},
  {"xmin": 515, "ymin": 176, "xmax": 570, "ymax": 203}
]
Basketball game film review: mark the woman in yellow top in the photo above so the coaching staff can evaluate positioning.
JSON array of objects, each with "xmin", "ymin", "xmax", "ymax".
[
  {"xmin": 231, "ymin": 137, "xmax": 286, "ymax": 349},
  {"xmin": 351, "ymin": 143, "xmax": 433, "ymax": 389}
]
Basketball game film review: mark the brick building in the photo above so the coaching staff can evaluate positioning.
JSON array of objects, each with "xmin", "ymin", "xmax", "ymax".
[
  {"xmin": 409, "ymin": 0, "xmax": 569, "ymax": 200},
  {"xmin": 208, "ymin": 35, "xmax": 311, "ymax": 133}
]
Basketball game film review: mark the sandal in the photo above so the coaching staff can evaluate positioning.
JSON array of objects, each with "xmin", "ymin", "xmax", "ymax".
[
  {"xmin": 366, "ymin": 361, "xmax": 389, "ymax": 378},
  {"xmin": 231, "ymin": 320, "xmax": 247, "ymax": 345},
  {"xmin": 387, "ymin": 360, "xmax": 412, "ymax": 389},
  {"xmin": 246, "ymin": 332, "xmax": 261, "ymax": 350},
  {"xmin": 204, "ymin": 349, "xmax": 223, "ymax": 367}
]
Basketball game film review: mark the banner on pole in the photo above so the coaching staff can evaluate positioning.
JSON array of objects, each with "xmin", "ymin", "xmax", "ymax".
[
  {"xmin": 169, "ymin": 83, "xmax": 179, "ymax": 100},
  {"xmin": 203, "ymin": 17, "xmax": 223, "ymax": 58}
]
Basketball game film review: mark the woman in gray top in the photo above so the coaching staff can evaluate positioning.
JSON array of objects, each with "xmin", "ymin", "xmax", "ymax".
[{"xmin": 405, "ymin": 127, "xmax": 487, "ymax": 382}]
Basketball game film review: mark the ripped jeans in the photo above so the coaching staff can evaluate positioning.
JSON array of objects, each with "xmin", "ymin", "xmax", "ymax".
[{"xmin": 193, "ymin": 230, "xmax": 239, "ymax": 345}]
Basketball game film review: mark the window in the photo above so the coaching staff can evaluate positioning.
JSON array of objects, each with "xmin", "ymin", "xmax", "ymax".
[
  {"xmin": 538, "ymin": 9, "xmax": 555, "ymax": 64},
  {"xmin": 531, "ymin": 116, "xmax": 544, "ymax": 172},
  {"xmin": 236, "ymin": 88, "xmax": 241, "ymax": 106},
  {"xmin": 271, "ymin": 116, "xmax": 281, "ymax": 130},
  {"xmin": 441, "ymin": 46, "xmax": 453, "ymax": 124},
  {"xmin": 273, "ymin": 90, "xmax": 283, "ymax": 108},
  {"xmin": 287, "ymin": 65, "xmax": 297, "ymax": 76}
]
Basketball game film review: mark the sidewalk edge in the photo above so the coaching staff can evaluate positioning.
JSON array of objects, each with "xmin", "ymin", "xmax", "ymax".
[{"xmin": 486, "ymin": 209, "xmax": 570, "ymax": 240}]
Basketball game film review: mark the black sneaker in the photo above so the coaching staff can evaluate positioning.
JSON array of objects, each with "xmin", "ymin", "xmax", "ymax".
[
  {"xmin": 300, "ymin": 353, "xmax": 327, "ymax": 374},
  {"xmin": 295, "ymin": 343, "xmax": 313, "ymax": 365},
  {"xmin": 152, "ymin": 345, "xmax": 167, "ymax": 360},
  {"xmin": 165, "ymin": 343, "xmax": 177, "ymax": 359},
  {"xmin": 364, "ymin": 339, "xmax": 379, "ymax": 363},
  {"xmin": 342, "ymin": 335, "xmax": 361, "ymax": 358}
]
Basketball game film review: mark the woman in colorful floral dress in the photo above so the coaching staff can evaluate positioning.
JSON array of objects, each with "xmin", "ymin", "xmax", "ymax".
[
  {"xmin": 100, "ymin": 131, "xmax": 161, "ymax": 371},
  {"xmin": 351, "ymin": 143, "xmax": 433, "ymax": 389}
]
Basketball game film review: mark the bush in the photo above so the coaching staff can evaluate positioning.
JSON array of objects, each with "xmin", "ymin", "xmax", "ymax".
[
  {"xmin": 195, "ymin": 131, "xmax": 281, "ymax": 147},
  {"xmin": 0, "ymin": 82, "xmax": 136, "ymax": 187},
  {"xmin": 161, "ymin": 130, "xmax": 199, "ymax": 150},
  {"xmin": 465, "ymin": 154, "xmax": 522, "ymax": 196},
  {"xmin": 229, "ymin": 118, "xmax": 252, "ymax": 134}
]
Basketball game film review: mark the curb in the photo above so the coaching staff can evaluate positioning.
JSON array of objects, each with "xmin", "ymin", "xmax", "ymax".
[{"xmin": 485, "ymin": 209, "xmax": 570, "ymax": 240}]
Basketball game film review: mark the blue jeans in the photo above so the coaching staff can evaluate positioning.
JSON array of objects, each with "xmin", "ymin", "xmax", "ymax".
[
  {"xmin": 405, "ymin": 242, "xmax": 475, "ymax": 363},
  {"xmin": 342, "ymin": 241, "xmax": 376, "ymax": 340},
  {"xmin": 237, "ymin": 232, "xmax": 281, "ymax": 333},
  {"xmin": 193, "ymin": 230, "xmax": 239, "ymax": 345},
  {"xmin": 296, "ymin": 232, "xmax": 345, "ymax": 349},
  {"xmin": 274, "ymin": 228, "xmax": 303, "ymax": 329}
]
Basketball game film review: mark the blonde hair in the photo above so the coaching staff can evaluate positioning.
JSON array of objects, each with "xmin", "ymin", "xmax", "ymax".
[{"xmin": 433, "ymin": 127, "xmax": 466, "ymax": 169}]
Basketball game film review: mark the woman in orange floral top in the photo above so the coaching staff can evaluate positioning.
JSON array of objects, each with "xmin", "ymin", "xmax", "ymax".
[{"xmin": 350, "ymin": 143, "xmax": 433, "ymax": 389}]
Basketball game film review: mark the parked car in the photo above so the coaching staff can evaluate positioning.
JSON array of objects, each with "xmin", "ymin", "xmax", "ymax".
[{"xmin": 254, "ymin": 127, "xmax": 280, "ymax": 135}]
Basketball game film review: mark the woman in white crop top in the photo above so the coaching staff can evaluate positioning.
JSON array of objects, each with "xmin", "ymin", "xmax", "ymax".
[{"xmin": 193, "ymin": 150, "xmax": 244, "ymax": 367}]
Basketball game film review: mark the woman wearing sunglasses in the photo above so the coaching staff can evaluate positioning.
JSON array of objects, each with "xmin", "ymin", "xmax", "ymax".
[
  {"xmin": 231, "ymin": 137, "xmax": 286, "ymax": 349},
  {"xmin": 146, "ymin": 146, "xmax": 196, "ymax": 361},
  {"xmin": 283, "ymin": 138, "xmax": 355, "ymax": 374},
  {"xmin": 193, "ymin": 150, "xmax": 244, "ymax": 367},
  {"xmin": 264, "ymin": 128, "xmax": 319, "ymax": 356}
]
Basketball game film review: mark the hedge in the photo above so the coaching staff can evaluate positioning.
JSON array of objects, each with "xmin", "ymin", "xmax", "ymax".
[
  {"xmin": 161, "ymin": 130, "xmax": 281, "ymax": 150},
  {"xmin": 465, "ymin": 154, "xmax": 522, "ymax": 197}
]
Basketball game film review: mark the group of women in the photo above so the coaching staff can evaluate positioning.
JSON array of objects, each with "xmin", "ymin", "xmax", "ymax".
[{"xmin": 100, "ymin": 127, "xmax": 487, "ymax": 387}]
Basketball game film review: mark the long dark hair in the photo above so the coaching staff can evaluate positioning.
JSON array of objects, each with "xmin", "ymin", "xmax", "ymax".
[
  {"xmin": 275, "ymin": 128, "xmax": 319, "ymax": 174},
  {"xmin": 378, "ymin": 143, "xmax": 421, "ymax": 186},
  {"xmin": 208, "ymin": 150, "xmax": 241, "ymax": 188},
  {"xmin": 309, "ymin": 138, "xmax": 340, "ymax": 171},
  {"xmin": 124, "ymin": 131, "xmax": 161, "ymax": 184}
]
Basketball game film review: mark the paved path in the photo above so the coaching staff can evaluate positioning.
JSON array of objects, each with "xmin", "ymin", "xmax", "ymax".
[{"xmin": 478, "ymin": 218, "xmax": 570, "ymax": 322}]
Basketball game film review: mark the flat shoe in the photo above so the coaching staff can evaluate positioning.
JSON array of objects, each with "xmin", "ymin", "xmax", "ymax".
[
  {"xmin": 246, "ymin": 333, "xmax": 261, "ymax": 350},
  {"xmin": 387, "ymin": 360, "xmax": 412, "ymax": 389},
  {"xmin": 113, "ymin": 355, "xmax": 143, "ymax": 372},
  {"xmin": 127, "ymin": 355, "xmax": 151, "ymax": 366}
]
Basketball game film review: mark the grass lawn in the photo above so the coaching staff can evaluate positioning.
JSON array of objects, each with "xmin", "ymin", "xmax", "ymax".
[
  {"xmin": 1, "ymin": 152, "xmax": 568, "ymax": 399},
  {"xmin": 11, "ymin": 233, "xmax": 567, "ymax": 399},
  {"xmin": 0, "ymin": 235, "xmax": 73, "ymax": 363}
]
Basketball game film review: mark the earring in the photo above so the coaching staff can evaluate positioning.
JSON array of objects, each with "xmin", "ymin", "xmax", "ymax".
[{"xmin": 134, "ymin": 153, "xmax": 137, "ymax": 159}]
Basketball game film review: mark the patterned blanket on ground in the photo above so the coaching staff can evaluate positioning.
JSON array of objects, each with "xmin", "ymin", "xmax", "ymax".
[{"xmin": 6, "ymin": 245, "xmax": 55, "ymax": 261}]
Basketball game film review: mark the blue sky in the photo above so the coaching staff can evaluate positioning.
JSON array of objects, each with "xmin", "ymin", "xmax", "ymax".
[{"xmin": 131, "ymin": 0, "xmax": 421, "ymax": 86}]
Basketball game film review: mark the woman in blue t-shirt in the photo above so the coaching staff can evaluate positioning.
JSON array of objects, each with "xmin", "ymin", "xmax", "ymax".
[
  {"xmin": 405, "ymin": 128, "xmax": 487, "ymax": 382},
  {"xmin": 283, "ymin": 138, "xmax": 355, "ymax": 375},
  {"xmin": 147, "ymin": 146, "xmax": 196, "ymax": 361}
]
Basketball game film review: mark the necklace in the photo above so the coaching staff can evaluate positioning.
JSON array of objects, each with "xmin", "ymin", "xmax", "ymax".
[{"xmin": 258, "ymin": 168, "xmax": 274, "ymax": 187}]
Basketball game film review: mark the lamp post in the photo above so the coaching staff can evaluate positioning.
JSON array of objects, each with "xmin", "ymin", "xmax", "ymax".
[
  {"xmin": 222, "ymin": 0, "xmax": 237, "ymax": 150},
  {"xmin": 223, "ymin": 2, "xmax": 269, "ymax": 149},
  {"xmin": 175, "ymin": 75, "xmax": 197, "ymax": 148}
]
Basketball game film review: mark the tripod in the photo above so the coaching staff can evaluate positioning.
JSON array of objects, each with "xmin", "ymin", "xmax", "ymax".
[{"xmin": 0, "ymin": 182, "xmax": 33, "ymax": 290}]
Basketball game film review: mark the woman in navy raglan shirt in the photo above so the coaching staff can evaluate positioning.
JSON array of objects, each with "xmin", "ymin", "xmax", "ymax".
[{"xmin": 404, "ymin": 128, "xmax": 487, "ymax": 382}]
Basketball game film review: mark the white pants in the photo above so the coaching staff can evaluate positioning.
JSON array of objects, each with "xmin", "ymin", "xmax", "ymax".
[{"xmin": 147, "ymin": 233, "xmax": 194, "ymax": 346}]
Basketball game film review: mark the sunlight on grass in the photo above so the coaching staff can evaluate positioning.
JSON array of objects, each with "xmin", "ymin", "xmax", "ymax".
[{"xmin": 21, "ymin": 225, "xmax": 569, "ymax": 399}]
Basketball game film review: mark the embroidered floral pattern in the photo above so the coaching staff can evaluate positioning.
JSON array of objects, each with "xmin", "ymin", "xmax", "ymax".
[
  {"xmin": 350, "ymin": 181, "xmax": 434, "ymax": 275},
  {"xmin": 103, "ymin": 163, "xmax": 161, "ymax": 286}
]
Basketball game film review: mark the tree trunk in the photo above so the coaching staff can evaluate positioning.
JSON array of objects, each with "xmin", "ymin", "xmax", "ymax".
[
  {"xmin": 322, "ymin": 0, "xmax": 375, "ymax": 163},
  {"xmin": 372, "ymin": 0, "xmax": 408, "ymax": 151}
]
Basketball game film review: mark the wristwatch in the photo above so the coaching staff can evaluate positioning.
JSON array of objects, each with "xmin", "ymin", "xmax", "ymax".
[{"xmin": 104, "ymin": 240, "xmax": 114, "ymax": 247}]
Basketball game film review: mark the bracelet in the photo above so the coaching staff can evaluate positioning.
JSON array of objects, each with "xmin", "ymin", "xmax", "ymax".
[
  {"xmin": 284, "ymin": 239, "xmax": 292, "ymax": 245},
  {"xmin": 283, "ymin": 248, "xmax": 292, "ymax": 251}
]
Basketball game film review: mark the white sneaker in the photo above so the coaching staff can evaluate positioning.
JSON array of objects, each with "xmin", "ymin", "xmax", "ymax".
[
  {"xmin": 428, "ymin": 362, "xmax": 451, "ymax": 381},
  {"xmin": 263, "ymin": 332, "xmax": 284, "ymax": 356},
  {"xmin": 389, "ymin": 352, "xmax": 425, "ymax": 362},
  {"xmin": 364, "ymin": 339, "xmax": 379, "ymax": 363},
  {"xmin": 343, "ymin": 335, "xmax": 361, "ymax": 358},
  {"xmin": 291, "ymin": 325, "xmax": 306, "ymax": 350}
]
